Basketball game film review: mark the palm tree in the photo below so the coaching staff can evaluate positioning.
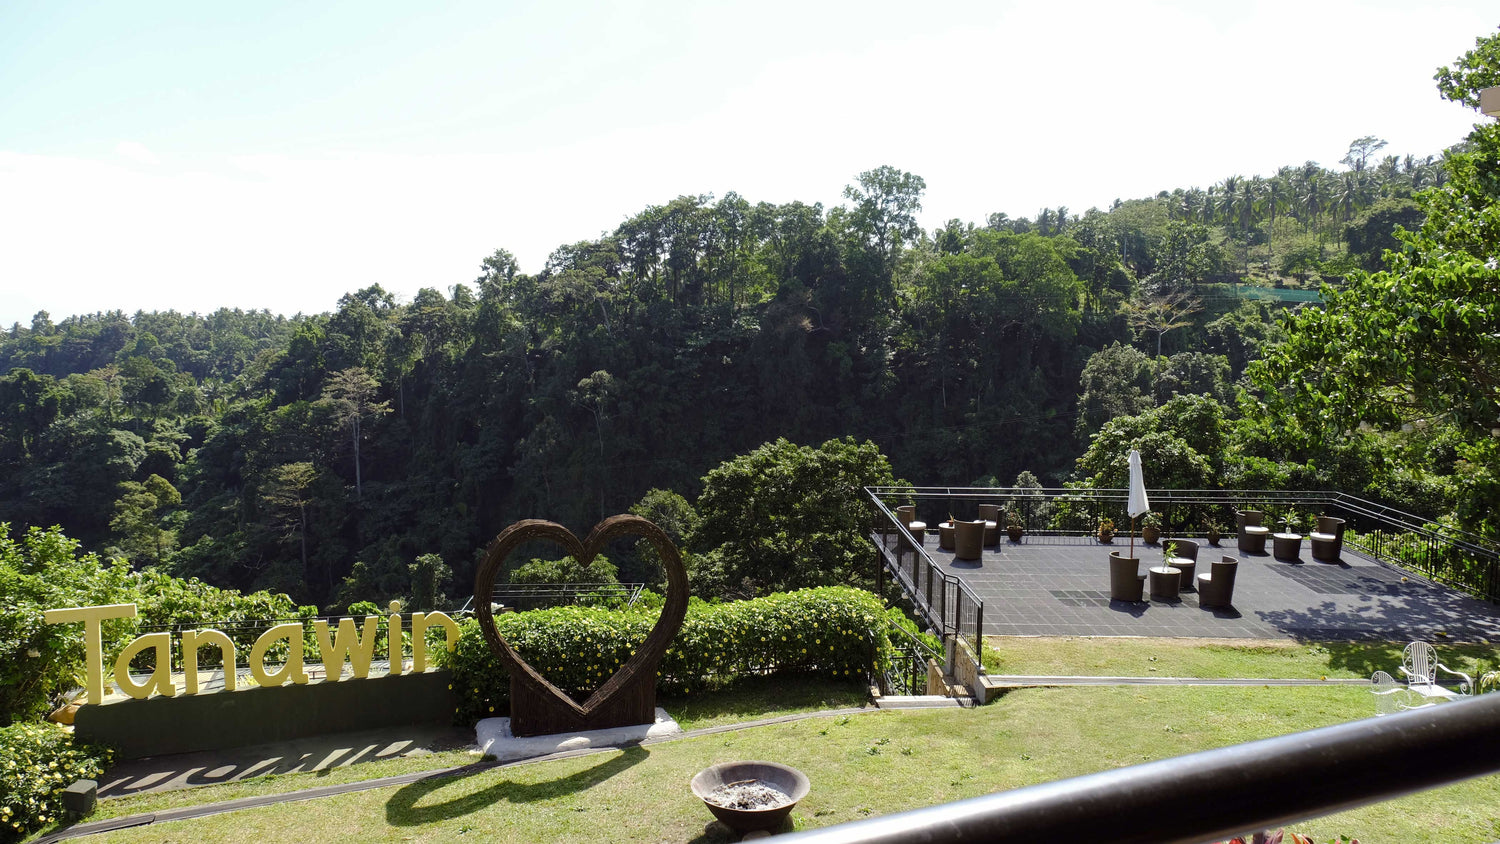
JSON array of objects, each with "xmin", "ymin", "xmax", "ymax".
[
  {"xmin": 1036, "ymin": 207, "xmax": 1055, "ymax": 236},
  {"xmin": 1334, "ymin": 172, "xmax": 1361, "ymax": 222},
  {"xmin": 1260, "ymin": 175, "xmax": 1289, "ymax": 265},
  {"xmin": 1217, "ymin": 176, "xmax": 1242, "ymax": 229}
]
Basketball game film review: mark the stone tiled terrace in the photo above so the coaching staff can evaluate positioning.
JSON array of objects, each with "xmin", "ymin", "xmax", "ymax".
[{"xmin": 901, "ymin": 532, "xmax": 1500, "ymax": 643}]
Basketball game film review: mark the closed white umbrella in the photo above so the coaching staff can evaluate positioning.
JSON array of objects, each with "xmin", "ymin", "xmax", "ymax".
[{"xmin": 1127, "ymin": 449, "xmax": 1150, "ymax": 558}]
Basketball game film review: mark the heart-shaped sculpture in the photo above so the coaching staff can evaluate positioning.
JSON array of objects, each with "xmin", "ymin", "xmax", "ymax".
[{"xmin": 473, "ymin": 514, "xmax": 689, "ymax": 737}]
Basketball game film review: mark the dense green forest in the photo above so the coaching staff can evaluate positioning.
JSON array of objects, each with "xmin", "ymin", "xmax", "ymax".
[{"xmin": 4, "ymin": 29, "xmax": 1498, "ymax": 611}]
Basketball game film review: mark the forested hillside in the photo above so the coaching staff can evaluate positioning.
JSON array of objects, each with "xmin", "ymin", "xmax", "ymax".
[{"xmin": 0, "ymin": 122, "xmax": 1475, "ymax": 609}]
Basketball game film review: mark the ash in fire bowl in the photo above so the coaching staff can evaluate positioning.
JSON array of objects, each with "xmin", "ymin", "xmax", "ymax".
[
  {"xmin": 705, "ymin": 779, "xmax": 793, "ymax": 811},
  {"xmin": 692, "ymin": 761, "xmax": 810, "ymax": 832}
]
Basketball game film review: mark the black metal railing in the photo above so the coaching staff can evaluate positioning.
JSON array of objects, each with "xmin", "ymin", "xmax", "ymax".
[
  {"xmin": 880, "ymin": 622, "xmax": 942, "ymax": 697},
  {"xmin": 867, "ymin": 500, "xmax": 986, "ymax": 660},
  {"xmin": 867, "ymin": 486, "xmax": 1500, "ymax": 603},
  {"xmin": 777, "ymin": 690, "xmax": 1500, "ymax": 843}
]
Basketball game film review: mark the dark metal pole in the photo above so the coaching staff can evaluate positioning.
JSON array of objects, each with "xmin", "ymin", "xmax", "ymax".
[{"xmin": 777, "ymin": 692, "xmax": 1500, "ymax": 844}]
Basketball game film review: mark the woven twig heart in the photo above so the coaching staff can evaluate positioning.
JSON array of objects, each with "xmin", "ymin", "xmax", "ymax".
[{"xmin": 473, "ymin": 515, "xmax": 689, "ymax": 736}]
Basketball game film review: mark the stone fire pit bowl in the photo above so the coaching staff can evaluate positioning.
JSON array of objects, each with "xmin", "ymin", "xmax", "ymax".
[{"xmin": 691, "ymin": 761, "xmax": 810, "ymax": 832}]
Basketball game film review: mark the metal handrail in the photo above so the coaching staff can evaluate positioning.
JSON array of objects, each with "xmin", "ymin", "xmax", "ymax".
[
  {"xmin": 778, "ymin": 691, "xmax": 1500, "ymax": 843},
  {"xmin": 867, "ymin": 492, "xmax": 986, "ymax": 656}
]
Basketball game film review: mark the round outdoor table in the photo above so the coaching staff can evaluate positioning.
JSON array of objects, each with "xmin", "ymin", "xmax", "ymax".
[
  {"xmin": 937, "ymin": 521, "xmax": 955, "ymax": 551},
  {"xmin": 1273, "ymin": 532, "xmax": 1303, "ymax": 560},
  {"xmin": 1149, "ymin": 566, "xmax": 1182, "ymax": 600}
]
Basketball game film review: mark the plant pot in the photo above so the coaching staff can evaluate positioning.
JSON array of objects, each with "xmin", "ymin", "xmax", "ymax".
[
  {"xmin": 1098, "ymin": 530, "xmax": 1114, "ymax": 544},
  {"xmin": 1007, "ymin": 526, "xmax": 1023, "ymax": 542},
  {"xmin": 1206, "ymin": 529, "xmax": 1221, "ymax": 546},
  {"xmin": 1142, "ymin": 525, "xmax": 1161, "ymax": 544}
]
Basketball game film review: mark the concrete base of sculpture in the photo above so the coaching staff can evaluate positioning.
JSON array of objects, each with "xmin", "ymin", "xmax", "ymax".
[{"xmin": 475, "ymin": 707, "xmax": 682, "ymax": 762}]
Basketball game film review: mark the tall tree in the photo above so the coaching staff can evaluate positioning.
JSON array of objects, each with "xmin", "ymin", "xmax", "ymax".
[
  {"xmin": 841, "ymin": 166, "xmax": 926, "ymax": 276},
  {"xmin": 320, "ymin": 367, "xmax": 390, "ymax": 499},
  {"xmin": 1124, "ymin": 290, "xmax": 1203, "ymax": 357},
  {"xmin": 261, "ymin": 461, "xmax": 318, "ymax": 585},
  {"xmin": 1341, "ymin": 136, "xmax": 1389, "ymax": 173}
]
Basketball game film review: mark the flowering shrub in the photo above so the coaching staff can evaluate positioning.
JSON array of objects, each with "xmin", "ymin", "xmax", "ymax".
[
  {"xmin": 129, "ymin": 568, "xmax": 309, "ymax": 669},
  {"xmin": 440, "ymin": 587, "xmax": 891, "ymax": 723},
  {"xmin": 0, "ymin": 525, "xmax": 137, "ymax": 725},
  {"xmin": 0, "ymin": 723, "xmax": 112, "ymax": 842}
]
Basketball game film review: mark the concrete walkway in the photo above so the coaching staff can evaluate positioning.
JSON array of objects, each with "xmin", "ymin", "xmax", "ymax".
[{"xmin": 982, "ymin": 674, "xmax": 1370, "ymax": 689}]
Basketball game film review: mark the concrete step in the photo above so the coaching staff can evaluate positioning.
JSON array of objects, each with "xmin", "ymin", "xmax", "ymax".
[{"xmin": 875, "ymin": 695, "xmax": 963, "ymax": 709}]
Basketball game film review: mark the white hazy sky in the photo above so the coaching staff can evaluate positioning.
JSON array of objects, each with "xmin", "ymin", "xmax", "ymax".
[{"xmin": 1, "ymin": 0, "xmax": 1495, "ymax": 326}]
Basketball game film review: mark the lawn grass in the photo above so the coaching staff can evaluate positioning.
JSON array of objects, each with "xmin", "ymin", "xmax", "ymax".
[
  {"xmin": 76, "ymin": 674, "xmax": 870, "ymax": 823},
  {"xmin": 67, "ymin": 685, "xmax": 1500, "ymax": 843},
  {"xmin": 983, "ymin": 635, "xmax": 1500, "ymax": 682}
]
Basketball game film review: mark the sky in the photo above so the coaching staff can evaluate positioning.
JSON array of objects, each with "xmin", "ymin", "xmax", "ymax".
[{"xmin": 1, "ymin": 0, "xmax": 1496, "ymax": 326}]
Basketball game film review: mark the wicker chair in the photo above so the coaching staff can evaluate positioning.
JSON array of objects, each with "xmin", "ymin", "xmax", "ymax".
[
  {"xmin": 896, "ymin": 505, "xmax": 918, "ymax": 550},
  {"xmin": 1166, "ymin": 538, "xmax": 1200, "ymax": 589},
  {"xmin": 954, "ymin": 519, "xmax": 985, "ymax": 561},
  {"xmin": 1197, "ymin": 555, "xmax": 1239, "ymax": 608},
  {"xmin": 1310, "ymin": 516, "xmax": 1345, "ymax": 563},
  {"xmin": 1236, "ymin": 510, "xmax": 1269, "ymax": 554},
  {"xmin": 1109, "ymin": 552, "xmax": 1146, "ymax": 602},
  {"xmin": 977, "ymin": 504, "xmax": 1001, "ymax": 546}
]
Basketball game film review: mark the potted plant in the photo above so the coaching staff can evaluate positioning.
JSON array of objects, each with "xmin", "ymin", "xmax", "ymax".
[
  {"xmin": 1148, "ymin": 539, "xmax": 1183, "ymax": 599},
  {"xmin": 1141, "ymin": 512, "xmax": 1162, "ymax": 544},
  {"xmin": 1006, "ymin": 510, "xmax": 1024, "ymax": 542},
  {"xmin": 1097, "ymin": 518, "xmax": 1115, "ymax": 544},
  {"xmin": 1204, "ymin": 517, "xmax": 1223, "ymax": 546}
]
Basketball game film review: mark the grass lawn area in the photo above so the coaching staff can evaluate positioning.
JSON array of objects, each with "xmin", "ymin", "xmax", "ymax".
[
  {"xmin": 73, "ymin": 674, "xmax": 871, "ymax": 823},
  {"xmin": 984, "ymin": 635, "xmax": 1500, "ymax": 682},
  {"xmin": 66, "ymin": 685, "xmax": 1500, "ymax": 843}
]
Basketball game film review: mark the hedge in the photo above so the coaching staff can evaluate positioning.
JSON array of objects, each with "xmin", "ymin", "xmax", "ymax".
[
  {"xmin": 440, "ymin": 587, "xmax": 893, "ymax": 723},
  {"xmin": 0, "ymin": 723, "xmax": 111, "ymax": 842}
]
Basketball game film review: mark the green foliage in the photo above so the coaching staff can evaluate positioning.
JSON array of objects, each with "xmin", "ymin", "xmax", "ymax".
[
  {"xmin": 1343, "ymin": 198, "xmax": 1424, "ymax": 272},
  {"xmin": 1253, "ymin": 28, "xmax": 1500, "ymax": 536},
  {"xmin": 691, "ymin": 437, "xmax": 901, "ymax": 598},
  {"xmin": 1075, "ymin": 342, "xmax": 1157, "ymax": 440},
  {"xmin": 0, "ymin": 525, "xmax": 136, "ymax": 725},
  {"xmin": 128, "ymin": 568, "xmax": 300, "ymax": 669},
  {"xmin": 623, "ymin": 489, "xmax": 699, "ymax": 587},
  {"xmin": 407, "ymin": 553, "xmax": 452, "ymax": 612},
  {"xmin": 439, "ymin": 586, "xmax": 890, "ymax": 724},
  {"xmin": 0, "ymin": 723, "xmax": 112, "ymax": 842},
  {"xmin": 1074, "ymin": 394, "xmax": 1228, "ymax": 492},
  {"xmin": 507, "ymin": 554, "xmax": 618, "ymax": 585},
  {"xmin": 1434, "ymin": 29, "xmax": 1500, "ymax": 109}
]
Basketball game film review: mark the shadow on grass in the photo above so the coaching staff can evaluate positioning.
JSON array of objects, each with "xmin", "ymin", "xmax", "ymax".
[
  {"xmin": 384, "ymin": 746, "xmax": 648, "ymax": 825},
  {"xmin": 1314, "ymin": 641, "xmax": 1406, "ymax": 679},
  {"xmin": 683, "ymin": 815, "xmax": 797, "ymax": 843},
  {"xmin": 1313, "ymin": 640, "xmax": 1500, "ymax": 681}
]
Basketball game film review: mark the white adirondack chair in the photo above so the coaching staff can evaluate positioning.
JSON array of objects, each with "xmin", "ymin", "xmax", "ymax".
[{"xmin": 1399, "ymin": 641, "xmax": 1472, "ymax": 700}]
